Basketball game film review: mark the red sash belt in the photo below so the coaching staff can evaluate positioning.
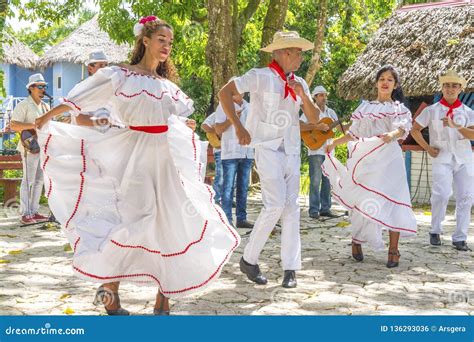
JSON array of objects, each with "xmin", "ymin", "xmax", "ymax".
[{"xmin": 129, "ymin": 125, "xmax": 168, "ymax": 133}]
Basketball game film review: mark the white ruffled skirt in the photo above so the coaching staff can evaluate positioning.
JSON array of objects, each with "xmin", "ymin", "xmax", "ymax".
[
  {"xmin": 37, "ymin": 115, "xmax": 240, "ymax": 298},
  {"xmin": 322, "ymin": 137, "xmax": 417, "ymax": 251}
]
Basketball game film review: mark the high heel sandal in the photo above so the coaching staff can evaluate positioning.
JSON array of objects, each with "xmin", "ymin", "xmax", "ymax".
[
  {"xmin": 352, "ymin": 242, "xmax": 364, "ymax": 262},
  {"xmin": 93, "ymin": 285, "xmax": 130, "ymax": 316},
  {"xmin": 153, "ymin": 292, "xmax": 170, "ymax": 316},
  {"xmin": 386, "ymin": 250, "xmax": 401, "ymax": 268}
]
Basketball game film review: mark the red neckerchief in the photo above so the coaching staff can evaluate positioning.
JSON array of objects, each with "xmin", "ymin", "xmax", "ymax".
[
  {"xmin": 268, "ymin": 59, "xmax": 296, "ymax": 101},
  {"xmin": 439, "ymin": 97, "xmax": 462, "ymax": 119}
]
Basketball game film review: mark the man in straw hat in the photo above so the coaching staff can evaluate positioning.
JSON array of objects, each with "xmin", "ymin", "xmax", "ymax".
[
  {"xmin": 10, "ymin": 73, "xmax": 50, "ymax": 224},
  {"xmin": 411, "ymin": 70, "xmax": 474, "ymax": 251},
  {"xmin": 218, "ymin": 31, "xmax": 320, "ymax": 288}
]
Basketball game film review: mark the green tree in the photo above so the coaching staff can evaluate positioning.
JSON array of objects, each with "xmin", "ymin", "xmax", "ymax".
[{"xmin": 10, "ymin": 9, "xmax": 95, "ymax": 55}]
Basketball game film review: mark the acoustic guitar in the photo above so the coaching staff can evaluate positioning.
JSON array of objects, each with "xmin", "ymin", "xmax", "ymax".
[
  {"xmin": 301, "ymin": 117, "xmax": 345, "ymax": 151},
  {"xmin": 20, "ymin": 129, "xmax": 40, "ymax": 154},
  {"xmin": 206, "ymin": 132, "xmax": 221, "ymax": 149}
]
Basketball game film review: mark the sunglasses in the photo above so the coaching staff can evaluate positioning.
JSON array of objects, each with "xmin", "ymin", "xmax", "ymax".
[{"xmin": 32, "ymin": 84, "xmax": 48, "ymax": 90}]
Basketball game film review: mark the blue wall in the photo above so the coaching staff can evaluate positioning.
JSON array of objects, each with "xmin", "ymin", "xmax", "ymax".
[
  {"xmin": 52, "ymin": 62, "xmax": 84, "ymax": 104},
  {"xmin": 0, "ymin": 64, "xmax": 53, "ymax": 99}
]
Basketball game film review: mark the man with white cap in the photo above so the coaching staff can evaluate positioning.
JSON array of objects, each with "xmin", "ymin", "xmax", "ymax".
[
  {"xmin": 411, "ymin": 70, "xmax": 474, "ymax": 251},
  {"xmin": 218, "ymin": 31, "xmax": 320, "ymax": 288},
  {"xmin": 73, "ymin": 51, "xmax": 110, "ymax": 127},
  {"xmin": 300, "ymin": 85, "xmax": 341, "ymax": 219},
  {"xmin": 85, "ymin": 50, "xmax": 109, "ymax": 76},
  {"xmin": 10, "ymin": 74, "xmax": 50, "ymax": 224}
]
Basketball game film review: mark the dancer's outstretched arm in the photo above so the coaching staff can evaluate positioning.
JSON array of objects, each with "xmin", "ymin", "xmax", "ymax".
[
  {"xmin": 326, "ymin": 134, "xmax": 354, "ymax": 154},
  {"xmin": 35, "ymin": 104, "xmax": 71, "ymax": 129}
]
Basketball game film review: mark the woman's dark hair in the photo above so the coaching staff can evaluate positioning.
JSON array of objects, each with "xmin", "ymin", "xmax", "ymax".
[
  {"xmin": 375, "ymin": 65, "xmax": 406, "ymax": 104},
  {"xmin": 130, "ymin": 18, "xmax": 178, "ymax": 82}
]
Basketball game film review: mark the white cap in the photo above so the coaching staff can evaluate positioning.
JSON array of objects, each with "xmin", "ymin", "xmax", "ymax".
[
  {"xmin": 311, "ymin": 85, "xmax": 328, "ymax": 97},
  {"xmin": 26, "ymin": 73, "xmax": 47, "ymax": 89},
  {"xmin": 85, "ymin": 51, "xmax": 108, "ymax": 66}
]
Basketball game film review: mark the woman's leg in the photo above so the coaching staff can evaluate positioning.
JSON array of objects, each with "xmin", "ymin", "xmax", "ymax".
[
  {"xmin": 154, "ymin": 291, "xmax": 170, "ymax": 315},
  {"xmin": 387, "ymin": 231, "xmax": 401, "ymax": 268}
]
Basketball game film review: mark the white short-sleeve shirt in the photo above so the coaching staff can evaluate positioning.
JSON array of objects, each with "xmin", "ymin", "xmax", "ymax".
[
  {"xmin": 11, "ymin": 96, "xmax": 50, "ymax": 152},
  {"xmin": 233, "ymin": 67, "xmax": 311, "ymax": 155},
  {"xmin": 215, "ymin": 100, "xmax": 254, "ymax": 160},
  {"xmin": 415, "ymin": 101, "xmax": 474, "ymax": 165}
]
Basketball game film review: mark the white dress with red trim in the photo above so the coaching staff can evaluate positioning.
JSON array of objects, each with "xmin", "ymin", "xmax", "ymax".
[
  {"xmin": 322, "ymin": 101, "xmax": 417, "ymax": 251},
  {"xmin": 37, "ymin": 66, "xmax": 240, "ymax": 298}
]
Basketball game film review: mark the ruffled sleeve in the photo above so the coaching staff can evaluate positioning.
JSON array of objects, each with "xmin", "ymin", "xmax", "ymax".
[
  {"xmin": 62, "ymin": 66, "xmax": 125, "ymax": 116},
  {"xmin": 166, "ymin": 81, "xmax": 194, "ymax": 118},
  {"xmin": 391, "ymin": 102, "xmax": 412, "ymax": 140},
  {"xmin": 347, "ymin": 101, "xmax": 367, "ymax": 139}
]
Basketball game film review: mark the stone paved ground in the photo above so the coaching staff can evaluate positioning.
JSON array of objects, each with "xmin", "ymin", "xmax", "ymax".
[{"xmin": 0, "ymin": 195, "xmax": 473, "ymax": 316}]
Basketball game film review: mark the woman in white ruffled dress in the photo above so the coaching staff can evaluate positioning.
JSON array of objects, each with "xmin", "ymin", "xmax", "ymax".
[
  {"xmin": 324, "ymin": 65, "xmax": 417, "ymax": 268},
  {"xmin": 35, "ymin": 16, "xmax": 240, "ymax": 315}
]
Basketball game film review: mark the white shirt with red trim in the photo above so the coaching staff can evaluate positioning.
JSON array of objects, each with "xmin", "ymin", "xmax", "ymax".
[
  {"xmin": 233, "ymin": 67, "xmax": 311, "ymax": 155},
  {"xmin": 62, "ymin": 66, "xmax": 194, "ymax": 126},
  {"xmin": 348, "ymin": 100, "xmax": 412, "ymax": 141}
]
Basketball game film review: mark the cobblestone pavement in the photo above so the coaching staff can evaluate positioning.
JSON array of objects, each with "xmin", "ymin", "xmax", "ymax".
[{"xmin": 0, "ymin": 195, "xmax": 473, "ymax": 315}]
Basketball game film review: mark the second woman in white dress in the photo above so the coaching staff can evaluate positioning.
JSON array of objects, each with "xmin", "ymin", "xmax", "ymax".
[{"xmin": 324, "ymin": 65, "xmax": 417, "ymax": 268}]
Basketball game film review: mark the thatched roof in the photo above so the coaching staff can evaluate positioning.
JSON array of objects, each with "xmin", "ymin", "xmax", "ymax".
[
  {"xmin": 1, "ymin": 36, "xmax": 39, "ymax": 70},
  {"xmin": 338, "ymin": 2, "xmax": 473, "ymax": 100},
  {"xmin": 38, "ymin": 16, "xmax": 131, "ymax": 68}
]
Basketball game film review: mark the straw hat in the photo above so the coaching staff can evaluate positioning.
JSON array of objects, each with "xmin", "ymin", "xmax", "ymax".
[
  {"xmin": 25, "ymin": 73, "xmax": 47, "ymax": 89},
  {"xmin": 439, "ymin": 70, "xmax": 467, "ymax": 88},
  {"xmin": 261, "ymin": 31, "xmax": 314, "ymax": 53}
]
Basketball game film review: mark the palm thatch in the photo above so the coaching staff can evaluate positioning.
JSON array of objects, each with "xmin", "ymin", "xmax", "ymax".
[
  {"xmin": 1, "ymin": 36, "xmax": 39, "ymax": 70},
  {"xmin": 338, "ymin": 2, "xmax": 473, "ymax": 100},
  {"xmin": 38, "ymin": 16, "xmax": 131, "ymax": 69}
]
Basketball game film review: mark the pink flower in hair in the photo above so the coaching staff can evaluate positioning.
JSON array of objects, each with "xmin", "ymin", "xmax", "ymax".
[
  {"xmin": 139, "ymin": 15, "xmax": 158, "ymax": 24},
  {"xmin": 134, "ymin": 15, "xmax": 160, "ymax": 37}
]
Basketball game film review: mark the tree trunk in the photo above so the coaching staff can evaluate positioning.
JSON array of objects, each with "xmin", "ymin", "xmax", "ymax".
[
  {"xmin": 304, "ymin": 0, "xmax": 328, "ymax": 87},
  {"xmin": 259, "ymin": 0, "xmax": 289, "ymax": 67},
  {"xmin": 206, "ymin": 0, "xmax": 260, "ymax": 110},
  {"xmin": 206, "ymin": 0, "xmax": 235, "ymax": 109}
]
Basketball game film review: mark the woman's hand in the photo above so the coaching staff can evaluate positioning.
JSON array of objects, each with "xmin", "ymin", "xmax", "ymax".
[
  {"xmin": 185, "ymin": 119, "xmax": 196, "ymax": 131},
  {"xmin": 381, "ymin": 132, "xmax": 395, "ymax": 144},
  {"xmin": 326, "ymin": 142, "xmax": 335, "ymax": 154},
  {"xmin": 35, "ymin": 113, "xmax": 52, "ymax": 130}
]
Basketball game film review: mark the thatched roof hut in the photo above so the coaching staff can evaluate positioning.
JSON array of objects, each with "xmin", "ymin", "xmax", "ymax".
[
  {"xmin": 38, "ymin": 16, "xmax": 131, "ymax": 68},
  {"xmin": 1, "ymin": 36, "xmax": 39, "ymax": 70},
  {"xmin": 338, "ymin": 1, "xmax": 473, "ymax": 100}
]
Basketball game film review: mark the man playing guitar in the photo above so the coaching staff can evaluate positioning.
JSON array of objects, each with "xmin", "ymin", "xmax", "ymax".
[{"xmin": 300, "ymin": 85, "xmax": 349, "ymax": 219}]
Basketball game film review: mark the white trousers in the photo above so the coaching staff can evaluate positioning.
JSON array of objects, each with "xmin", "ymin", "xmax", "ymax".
[
  {"xmin": 243, "ymin": 147, "xmax": 301, "ymax": 270},
  {"xmin": 430, "ymin": 161, "xmax": 473, "ymax": 242},
  {"xmin": 20, "ymin": 152, "xmax": 44, "ymax": 216}
]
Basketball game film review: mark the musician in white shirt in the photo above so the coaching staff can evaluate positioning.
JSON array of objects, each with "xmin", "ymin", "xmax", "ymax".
[
  {"xmin": 300, "ymin": 86, "xmax": 340, "ymax": 219},
  {"xmin": 10, "ymin": 74, "xmax": 50, "ymax": 224}
]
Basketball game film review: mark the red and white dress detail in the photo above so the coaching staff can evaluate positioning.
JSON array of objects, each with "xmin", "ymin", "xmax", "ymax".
[
  {"xmin": 322, "ymin": 100, "xmax": 417, "ymax": 251},
  {"xmin": 37, "ymin": 66, "xmax": 240, "ymax": 298}
]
